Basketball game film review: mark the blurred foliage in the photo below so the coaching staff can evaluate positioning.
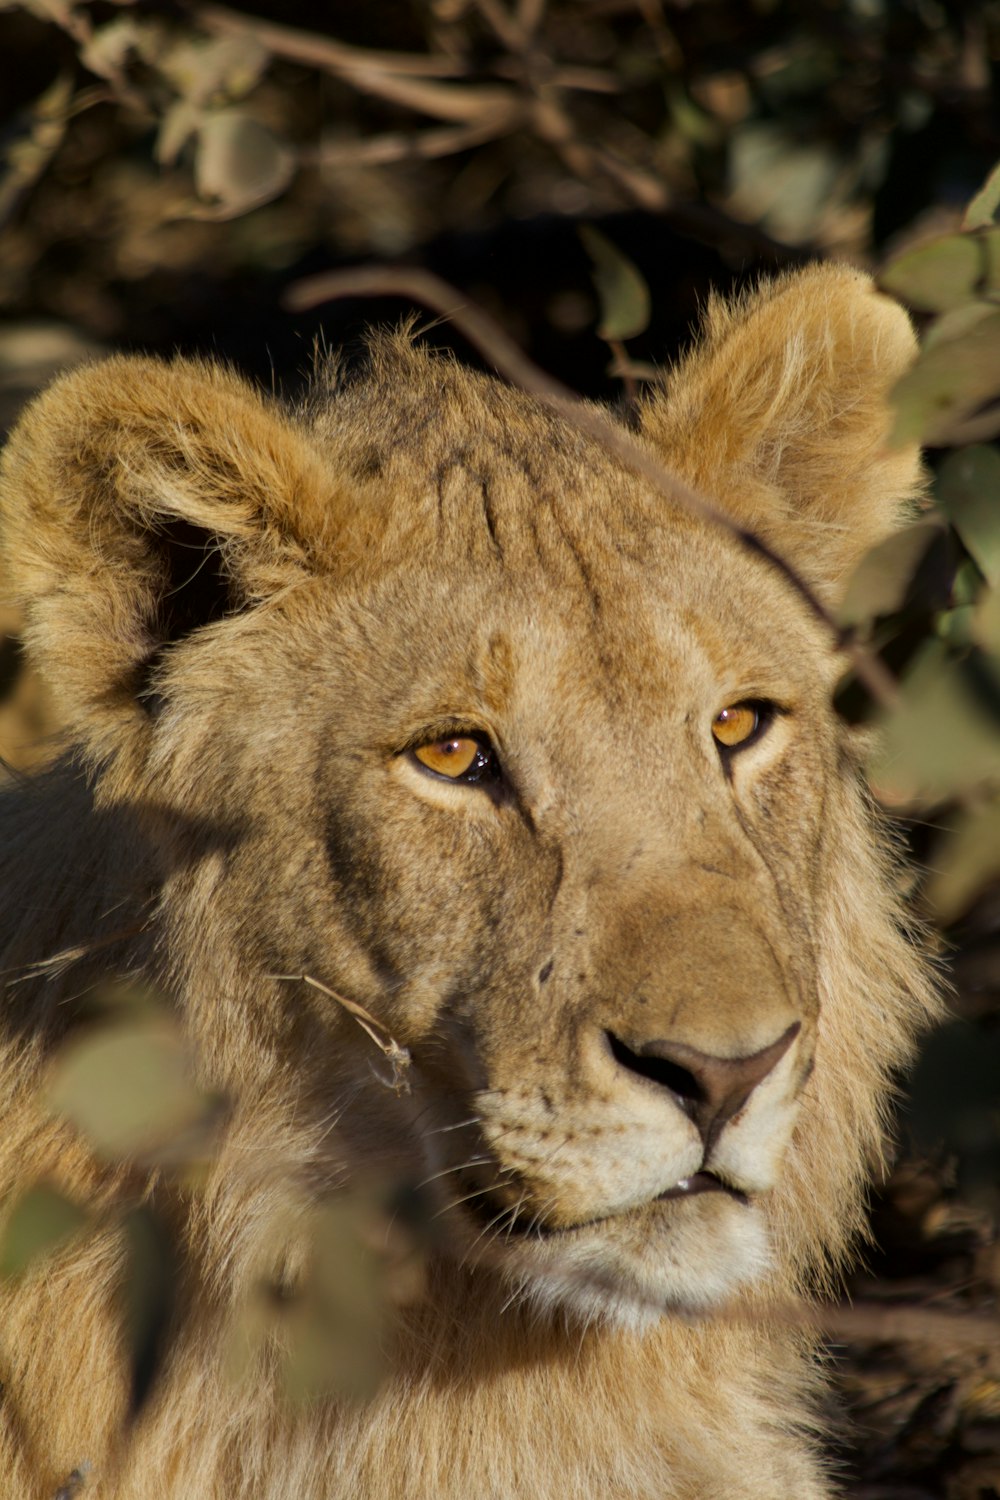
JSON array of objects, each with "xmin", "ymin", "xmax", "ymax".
[
  {"xmin": 0, "ymin": 986, "xmax": 431, "ymax": 1414},
  {"xmin": 0, "ymin": 0, "xmax": 999, "ymax": 364},
  {"xmin": 1, "ymin": 1, "xmax": 1000, "ymax": 1490},
  {"xmin": 47, "ymin": 994, "xmax": 223, "ymax": 1164},
  {"xmin": 0, "ymin": 1180, "xmax": 89, "ymax": 1278}
]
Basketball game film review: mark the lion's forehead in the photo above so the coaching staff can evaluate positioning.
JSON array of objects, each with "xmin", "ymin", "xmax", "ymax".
[
  {"xmin": 327, "ymin": 499, "xmax": 829, "ymax": 734},
  {"xmin": 314, "ymin": 369, "xmax": 834, "ymax": 715}
]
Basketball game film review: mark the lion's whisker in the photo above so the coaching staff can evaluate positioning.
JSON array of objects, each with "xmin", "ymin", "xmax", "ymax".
[{"xmin": 416, "ymin": 1157, "xmax": 493, "ymax": 1191}]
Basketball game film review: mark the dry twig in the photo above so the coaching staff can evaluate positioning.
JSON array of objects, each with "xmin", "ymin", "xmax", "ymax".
[
  {"xmin": 270, "ymin": 974, "xmax": 412, "ymax": 1094},
  {"xmin": 198, "ymin": 3, "xmax": 469, "ymax": 79}
]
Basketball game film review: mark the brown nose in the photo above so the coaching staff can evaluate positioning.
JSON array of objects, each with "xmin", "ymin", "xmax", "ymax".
[{"xmin": 607, "ymin": 1022, "xmax": 801, "ymax": 1150}]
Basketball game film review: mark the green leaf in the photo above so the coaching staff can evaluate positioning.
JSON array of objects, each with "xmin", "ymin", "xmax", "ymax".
[
  {"xmin": 922, "ymin": 300, "xmax": 999, "ymax": 353},
  {"xmin": 666, "ymin": 84, "xmax": 721, "ymax": 148},
  {"xmin": 951, "ymin": 556, "xmax": 984, "ymax": 607},
  {"xmin": 964, "ymin": 160, "xmax": 1000, "ymax": 230},
  {"xmin": 48, "ymin": 1018, "xmax": 213, "ymax": 1161},
  {"xmin": 880, "ymin": 234, "xmax": 983, "ymax": 313},
  {"xmin": 935, "ymin": 445, "xmax": 1000, "ymax": 585},
  {"xmin": 0, "ymin": 1183, "xmax": 88, "ymax": 1278},
  {"xmin": 279, "ymin": 1196, "xmax": 390, "ymax": 1402},
  {"xmin": 193, "ymin": 109, "xmax": 295, "ymax": 218},
  {"xmin": 838, "ymin": 520, "xmax": 944, "ymax": 628},
  {"xmin": 935, "ymin": 603, "xmax": 977, "ymax": 648},
  {"xmin": 925, "ymin": 798, "xmax": 1000, "ymax": 922},
  {"xmin": 578, "ymin": 226, "xmax": 651, "ymax": 343},
  {"xmin": 890, "ymin": 309, "xmax": 1000, "ymax": 447},
  {"xmin": 868, "ymin": 639, "xmax": 1000, "ymax": 804}
]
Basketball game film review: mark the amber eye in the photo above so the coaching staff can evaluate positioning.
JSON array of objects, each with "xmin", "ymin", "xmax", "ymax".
[
  {"xmin": 412, "ymin": 736, "xmax": 496, "ymax": 782},
  {"xmin": 712, "ymin": 703, "xmax": 761, "ymax": 749}
]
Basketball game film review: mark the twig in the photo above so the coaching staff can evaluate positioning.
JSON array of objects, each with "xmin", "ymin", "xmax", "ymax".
[
  {"xmin": 517, "ymin": 0, "xmax": 549, "ymax": 41},
  {"xmin": 269, "ymin": 974, "xmax": 412, "ymax": 1094},
  {"xmin": 473, "ymin": 0, "xmax": 529, "ymax": 53},
  {"xmin": 491, "ymin": 60, "xmax": 620, "ymax": 94},
  {"xmin": 527, "ymin": 92, "xmax": 671, "ymax": 211},
  {"xmin": 308, "ymin": 70, "xmax": 518, "ymax": 128},
  {"xmin": 812, "ymin": 1298, "xmax": 1000, "ymax": 1351},
  {"xmin": 198, "ymin": 3, "xmax": 470, "ymax": 79},
  {"xmin": 284, "ymin": 264, "xmax": 899, "ymax": 709},
  {"xmin": 313, "ymin": 113, "xmax": 521, "ymax": 171}
]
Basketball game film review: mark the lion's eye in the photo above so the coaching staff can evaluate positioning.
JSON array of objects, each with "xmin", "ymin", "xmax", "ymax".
[
  {"xmin": 412, "ymin": 735, "xmax": 497, "ymax": 783},
  {"xmin": 712, "ymin": 703, "xmax": 763, "ymax": 750}
]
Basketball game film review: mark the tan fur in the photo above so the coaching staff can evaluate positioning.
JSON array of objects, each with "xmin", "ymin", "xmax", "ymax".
[{"xmin": 0, "ymin": 264, "xmax": 939, "ymax": 1499}]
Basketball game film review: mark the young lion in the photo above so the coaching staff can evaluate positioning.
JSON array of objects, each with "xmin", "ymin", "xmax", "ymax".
[{"xmin": 0, "ymin": 264, "xmax": 938, "ymax": 1499}]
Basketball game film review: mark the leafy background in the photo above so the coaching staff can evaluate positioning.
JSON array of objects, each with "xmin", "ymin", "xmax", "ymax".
[{"xmin": 1, "ymin": 1, "xmax": 1000, "ymax": 1495}]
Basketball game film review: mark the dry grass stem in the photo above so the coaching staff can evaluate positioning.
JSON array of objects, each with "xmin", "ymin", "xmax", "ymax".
[{"xmin": 270, "ymin": 974, "xmax": 412, "ymax": 1093}]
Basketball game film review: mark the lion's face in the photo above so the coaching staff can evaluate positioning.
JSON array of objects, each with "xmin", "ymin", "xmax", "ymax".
[
  {"xmin": 1, "ymin": 266, "xmax": 929, "ymax": 1330},
  {"xmin": 147, "ymin": 401, "xmax": 843, "ymax": 1327},
  {"xmin": 342, "ymin": 541, "xmax": 827, "ymax": 1323}
]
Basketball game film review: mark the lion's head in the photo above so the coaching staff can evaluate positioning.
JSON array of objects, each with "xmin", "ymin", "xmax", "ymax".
[{"xmin": 0, "ymin": 264, "xmax": 937, "ymax": 1342}]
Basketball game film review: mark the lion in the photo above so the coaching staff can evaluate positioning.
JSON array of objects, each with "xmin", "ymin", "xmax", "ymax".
[{"xmin": 0, "ymin": 263, "xmax": 939, "ymax": 1499}]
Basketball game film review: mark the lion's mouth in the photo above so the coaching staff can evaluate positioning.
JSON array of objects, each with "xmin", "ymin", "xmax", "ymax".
[
  {"xmin": 657, "ymin": 1172, "xmax": 748, "ymax": 1207},
  {"xmin": 454, "ymin": 1169, "xmax": 748, "ymax": 1241}
]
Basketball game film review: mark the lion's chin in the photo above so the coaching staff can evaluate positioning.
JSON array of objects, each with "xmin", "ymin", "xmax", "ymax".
[{"xmin": 469, "ymin": 1195, "xmax": 773, "ymax": 1333}]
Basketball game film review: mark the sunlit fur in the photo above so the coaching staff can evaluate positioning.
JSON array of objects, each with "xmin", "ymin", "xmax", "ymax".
[{"xmin": 0, "ymin": 265, "xmax": 940, "ymax": 1498}]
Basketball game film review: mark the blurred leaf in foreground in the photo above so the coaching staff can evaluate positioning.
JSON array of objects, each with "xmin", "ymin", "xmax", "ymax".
[
  {"xmin": 0, "ymin": 1182, "xmax": 89, "ymax": 1278},
  {"xmin": 976, "ymin": 577, "xmax": 1000, "ymax": 653},
  {"xmin": 869, "ymin": 639, "xmax": 1000, "ymax": 804},
  {"xmin": 838, "ymin": 520, "xmax": 945, "ymax": 629},
  {"xmin": 47, "ymin": 1013, "xmax": 218, "ymax": 1163},
  {"xmin": 964, "ymin": 160, "xmax": 1000, "ymax": 230},
  {"xmin": 935, "ymin": 445, "xmax": 1000, "ymax": 587},
  {"xmin": 158, "ymin": 34, "xmax": 271, "ymax": 107},
  {"xmin": 880, "ymin": 233, "xmax": 987, "ymax": 313},
  {"xmin": 925, "ymin": 798, "xmax": 1000, "ymax": 924},
  {"xmin": 278, "ymin": 1197, "xmax": 389, "ymax": 1403},
  {"xmin": 890, "ymin": 309, "xmax": 1000, "ymax": 448},
  {"xmin": 230, "ymin": 1184, "xmax": 429, "ymax": 1405}
]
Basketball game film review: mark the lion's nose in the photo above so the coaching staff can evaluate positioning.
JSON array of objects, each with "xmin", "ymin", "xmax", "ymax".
[{"xmin": 606, "ymin": 1022, "xmax": 801, "ymax": 1150}]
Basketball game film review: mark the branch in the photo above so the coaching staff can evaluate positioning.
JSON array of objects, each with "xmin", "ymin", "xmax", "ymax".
[
  {"xmin": 198, "ymin": 3, "xmax": 469, "ymax": 79},
  {"xmin": 313, "ymin": 113, "xmax": 521, "ymax": 171},
  {"xmin": 811, "ymin": 1297, "xmax": 1000, "ymax": 1352},
  {"xmin": 284, "ymin": 264, "xmax": 898, "ymax": 709}
]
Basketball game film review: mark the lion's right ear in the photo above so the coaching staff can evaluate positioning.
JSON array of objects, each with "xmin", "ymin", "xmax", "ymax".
[
  {"xmin": 639, "ymin": 265, "xmax": 924, "ymax": 604},
  {"xmin": 0, "ymin": 356, "xmax": 345, "ymax": 773}
]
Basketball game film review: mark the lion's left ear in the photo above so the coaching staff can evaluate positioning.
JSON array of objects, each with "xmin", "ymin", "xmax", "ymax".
[
  {"xmin": 640, "ymin": 264, "xmax": 925, "ymax": 603},
  {"xmin": 0, "ymin": 355, "xmax": 350, "ymax": 776}
]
